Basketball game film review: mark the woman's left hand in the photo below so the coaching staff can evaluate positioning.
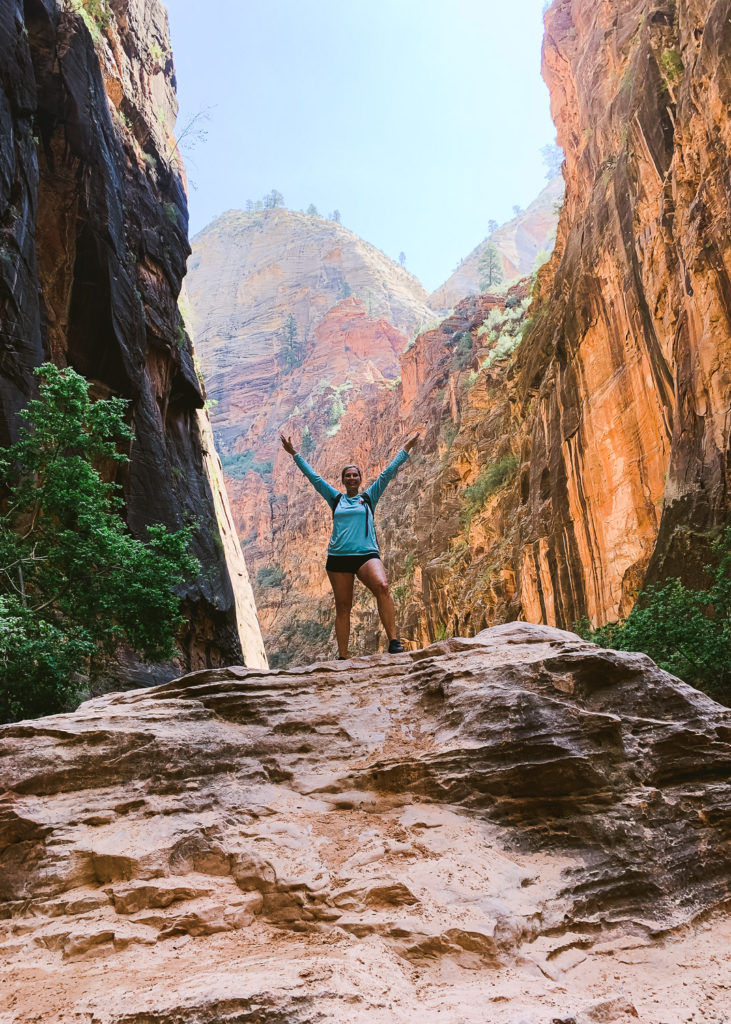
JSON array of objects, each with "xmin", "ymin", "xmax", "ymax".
[{"xmin": 403, "ymin": 429, "xmax": 421, "ymax": 453}]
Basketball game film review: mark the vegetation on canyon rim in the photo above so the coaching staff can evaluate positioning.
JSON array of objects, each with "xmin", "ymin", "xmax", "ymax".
[
  {"xmin": 576, "ymin": 529, "xmax": 731, "ymax": 702},
  {"xmin": 0, "ymin": 365, "xmax": 199, "ymax": 723}
]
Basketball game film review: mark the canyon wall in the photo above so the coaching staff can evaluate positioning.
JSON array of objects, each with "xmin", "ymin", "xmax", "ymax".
[
  {"xmin": 0, "ymin": 0, "xmax": 266, "ymax": 673},
  {"xmin": 515, "ymin": 0, "xmax": 731, "ymax": 627}
]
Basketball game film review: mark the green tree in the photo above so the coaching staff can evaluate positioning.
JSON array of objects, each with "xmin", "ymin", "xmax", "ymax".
[
  {"xmin": 328, "ymin": 391, "xmax": 346, "ymax": 428},
  {"xmin": 488, "ymin": 219, "xmax": 499, "ymax": 234},
  {"xmin": 300, "ymin": 425, "xmax": 315, "ymax": 457},
  {"xmin": 331, "ymin": 209, "xmax": 341, "ymax": 223},
  {"xmin": 306, "ymin": 203, "xmax": 320, "ymax": 217},
  {"xmin": 0, "ymin": 364, "xmax": 199, "ymax": 723},
  {"xmin": 264, "ymin": 189, "xmax": 285, "ymax": 209},
  {"xmin": 279, "ymin": 313, "xmax": 304, "ymax": 372},
  {"xmin": 576, "ymin": 529, "xmax": 731, "ymax": 703},
  {"xmin": 478, "ymin": 243, "xmax": 504, "ymax": 290},
  {"xmin": 541, "ymin": 142, "xmax": 564, "ymax": 179},
  {"xmin": 399, "ymin": 251, "xmax": 406, "ymax": 267}
]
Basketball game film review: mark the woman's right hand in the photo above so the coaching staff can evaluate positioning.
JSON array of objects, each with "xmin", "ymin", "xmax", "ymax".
[{"xmin": 280, "ymin": 433, "xmax": 297, "ymax": 456}]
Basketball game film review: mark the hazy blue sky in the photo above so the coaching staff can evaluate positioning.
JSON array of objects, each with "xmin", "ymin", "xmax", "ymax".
[{"xmin": 164, "ymin": 0, "xmax": 557, "ymax": 291}]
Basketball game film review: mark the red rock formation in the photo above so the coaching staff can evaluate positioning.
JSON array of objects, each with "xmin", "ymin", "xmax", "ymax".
[
  {"xmin": 0, "ymin": 0, "xmax": 265, "ymax": 672},
  {"xmin": 2, "ymin": 624, "xmax": 730, "ymax": 1021},
  {"xmin": 512, "ymin": 0, "xmax": 731, "ymax": 628}
]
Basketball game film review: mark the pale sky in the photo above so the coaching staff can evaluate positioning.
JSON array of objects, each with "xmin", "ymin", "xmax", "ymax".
[{"xmin": 164, "ymin": 0, "xmax": 557, "ymax": 291}]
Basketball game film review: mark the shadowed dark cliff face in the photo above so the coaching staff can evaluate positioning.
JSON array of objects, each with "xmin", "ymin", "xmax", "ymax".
[
  {"xmin": 0, "ymin": 0, "xmax": 266, "ymax": 674},
  {"xmin": 513, "ymin": 0, "xmax": 731, "ymax": 627}
]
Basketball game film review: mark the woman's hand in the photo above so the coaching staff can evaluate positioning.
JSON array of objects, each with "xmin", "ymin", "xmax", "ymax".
[
  {"xmin": 403, "ymin": 429, "xmax": 421, "ymax": 453},
  {"xmin": 280, "ymin": 433, "xmax": 297, "ymax": 456}
]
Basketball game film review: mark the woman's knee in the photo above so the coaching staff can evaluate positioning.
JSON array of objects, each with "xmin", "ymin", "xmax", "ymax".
[
  {"xmin": 373, "ymin": 580, "xmax": 391, "ymax": 600},
  {"xmin": 334, "ymin": 598, "xmax": 353, "ymax": 614}
]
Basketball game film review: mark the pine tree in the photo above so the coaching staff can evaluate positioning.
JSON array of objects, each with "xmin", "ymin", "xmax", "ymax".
[
  {"xmin": 300, "ymin": 425, "xmax": 315, "ymax": 456},
  {"xmin": 279, "ymin": 314, "xmax": 303, "ymax": 371},
  {"xmin": 541, "ymin": 142, "xmax": 564, "ymax": 180},
  {"xmin": 478, "ymin": 243, "xmax": 504, "ymax": 290}
]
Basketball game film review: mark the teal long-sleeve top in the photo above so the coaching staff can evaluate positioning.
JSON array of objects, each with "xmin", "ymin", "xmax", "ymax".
[{"xmin": 293, "ymin": 449, "xmax": 409, "ymax": 556}]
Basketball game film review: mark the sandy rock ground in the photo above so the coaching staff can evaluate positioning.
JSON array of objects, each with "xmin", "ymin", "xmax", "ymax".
[{"xmin": 1, "ymin": 623, "xmax": 729, "ymax": 1023}]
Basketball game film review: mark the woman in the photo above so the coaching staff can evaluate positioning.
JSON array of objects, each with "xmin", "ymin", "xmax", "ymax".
[{"xmin": 279, "ymin": 430, "xmax": 420, "ymax": 658}]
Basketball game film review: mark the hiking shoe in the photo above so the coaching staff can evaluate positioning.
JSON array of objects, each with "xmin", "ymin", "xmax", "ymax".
[{"xmin": 388, "ymin": 638, "xmax": 405, "ymax": 654}]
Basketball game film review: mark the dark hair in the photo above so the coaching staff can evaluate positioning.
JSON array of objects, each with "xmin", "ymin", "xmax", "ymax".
[{"xmin": 341, "ymin": 464, "xmax": 362, "ymax": 483}]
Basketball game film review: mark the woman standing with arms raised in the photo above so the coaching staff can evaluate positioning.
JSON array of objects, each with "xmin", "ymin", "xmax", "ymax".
[{"xmin": 279, "ymin": 430, "xmax": 420, "ymax": 658}]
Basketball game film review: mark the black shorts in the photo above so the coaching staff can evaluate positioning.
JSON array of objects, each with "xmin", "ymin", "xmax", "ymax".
[{"xmin": 326, "ymin": 553, "xmax": 379, "ymax": 574}]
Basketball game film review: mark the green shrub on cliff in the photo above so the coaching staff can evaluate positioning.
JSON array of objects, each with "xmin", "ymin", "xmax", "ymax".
[
  {"xmin": 70, "ymin": 0, "xmax": 111, "ymax": 41},
  {"xmin": 575, "ymin": 529, "xmax": 731, "ymax": 703},
  {"xmin": 460, "ymin": 455, "xmax": 519, "ymax": 526},
  {"xmin": 256, "ymin": 565, "xmax": 285, "ymax": 589},
  {"xmin": 0, "ymin": 364, "xmax": 199, "ymax": 723},
  {"xmin": 220, "ymin": 450, "xmax": 273, "ymax": 480}
]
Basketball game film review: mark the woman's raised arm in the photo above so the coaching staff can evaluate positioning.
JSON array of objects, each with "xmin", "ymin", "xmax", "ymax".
[{"xmin": 281, "ymin": 433, "xmax": 340, "ymax": 507}]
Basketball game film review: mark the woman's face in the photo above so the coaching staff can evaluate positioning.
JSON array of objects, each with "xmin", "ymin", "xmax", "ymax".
[{"xmin": 343, "ymin": 468, "xmax": 362, "ymax": 494}]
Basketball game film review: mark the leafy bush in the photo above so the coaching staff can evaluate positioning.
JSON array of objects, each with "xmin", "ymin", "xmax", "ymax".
[
  {"xmin": 0, "ymin": 364, "xmax": 199, "ymax": 723},
  {"xmin": 575, "ymin": 529, "xmax": 731, "ymax": 703},
  {"xmin": 483, "ymin": 332, "xmax": 522, "ymax": 367},
  {"xmin": 256, "ymin": 565, "xmax": 285, "ymax": 589},
  {"xmin": 220, "ymin": 451, "xmax": 273, "ymax": 480},
  {"xmin": 282, "ymin": 618, "xmax": 330, "ymax": 645},
  {"xmin": 460, "ymin": 455, "xmax": 519, "ymax": 525},
  {"xmin": 660, "ymin": 48, "xmax": 683, "ymax": 85},
  {"xmin": 442, "ymin": 420, "xmax": 458, "ymax": 453},
  {"xmin": 452, "ymin": 332, "xmax": 474, "ymax": 371},
  {"xmin": 70, "ymin": 0, "xmax": 111, "ymax": 42},
  {"xmin": 268, "ymin": 650, "xmax": 293, "ymax": 669}
]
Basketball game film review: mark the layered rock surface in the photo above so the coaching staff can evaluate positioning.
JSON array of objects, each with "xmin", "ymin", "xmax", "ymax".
[
  {"xmin": 0, "ymin": 0, "xmax": 265, "ymax": 671},
  {"xmin": 1, "ymin": 624, "xmax": 730, "ymax": 1022}
]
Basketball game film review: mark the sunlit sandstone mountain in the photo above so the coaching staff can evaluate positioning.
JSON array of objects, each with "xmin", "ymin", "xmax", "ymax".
[
  {"xmin": 185, "ymin": 208, "xmax": 436, "ymax": 453},
  {"xmin": 429, "ymin": 175, "xmax": 564, "ymax": 312}
]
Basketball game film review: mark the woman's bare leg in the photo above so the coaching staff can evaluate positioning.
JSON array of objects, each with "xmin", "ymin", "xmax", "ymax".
[
  {"xmin": 357, "ymin": 558, "xmax": 397, "ymax": 641},
  {"xmin": 327, "ymin": 570, "xmax": 355, "ymax": 657}
]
